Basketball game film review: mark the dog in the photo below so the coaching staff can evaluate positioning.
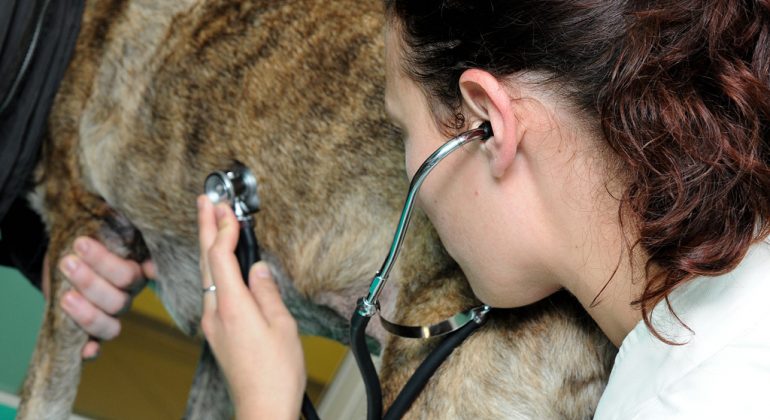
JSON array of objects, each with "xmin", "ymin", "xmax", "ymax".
[{"xmin": 20, "ymin": 0, "xmax": 616, "ymax": 418}]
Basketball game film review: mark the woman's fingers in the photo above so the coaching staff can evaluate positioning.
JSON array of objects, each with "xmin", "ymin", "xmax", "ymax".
[
  {"xmin": 59, "ymin": 254, "xmax": 131, "ymax": 315},
  {"xmin": 249, "ymin": 262, "xmax": 292, "ymax": 326},
  {"xmin": 141, "ymin": 260, "xmax": 157, "ymax": 280},
  {"xmin": 208, "ymin": 204, "xmax": 253, "ymax": 312},
  {"xmin": 81, "ymin": 340, "xmax": 101, "ymax": 360},
  {"xmin": 194, "ymin": 202, "xmax": 305, "ymax": 418},
  {"xmin": 53, "ymin": 237, "xmax": 151, "ymax": 361},
  {"xmin": 198, "ymin": 196, "xmax": 254, "ymax": 320},
  {"xmin": 198, "ymin": 195, "xmax": 218, "ymax": 282},
  {"xmin": 60, "ymin": 290, "xmax": 122, "ymax": 340},
  {"xmin": 72, "ymin": 237, "xmax": 144, "ymax": 291},
  {"xmin": 197, "ymin": 195, "xmax": 219, "ymax": 311}
]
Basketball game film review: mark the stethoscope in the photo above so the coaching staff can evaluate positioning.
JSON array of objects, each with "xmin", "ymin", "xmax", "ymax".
[{"xmin": 204, "ymin": 121, "xmax": 494, "ymax": 420}]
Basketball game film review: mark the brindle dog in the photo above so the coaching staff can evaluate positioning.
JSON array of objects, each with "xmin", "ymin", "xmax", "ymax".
[{"xmin": 20, "ymin": 0, "xmax": 616, "ymax": 418}]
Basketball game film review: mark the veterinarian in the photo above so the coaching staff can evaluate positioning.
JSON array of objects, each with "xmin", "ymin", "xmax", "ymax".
[
  {"xmin": 60, "ymin": 1, "xmax": 770, "ymax": 418},
  {"xmin": 0, "ymin": 1, "xmax": 154, "ymax": 361}
]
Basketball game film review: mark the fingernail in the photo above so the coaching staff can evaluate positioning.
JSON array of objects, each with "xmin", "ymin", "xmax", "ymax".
[
  {"xmin": 62, "ymin": 292, "xmax": 81, "ymax": 311},
  {"xmin": 197, "ymin": 195, "xmax": 206, "ymax": 210},
  {"xmin": 75, "ymin": 239, "xmax": 89, "ymax": 256},
  {"xmin": 60, "ymin": 257, "xmax": 78, "ymax": 276},
  {"xmin": 83, "ymin": 345, "xmax": 100, "ymax": 362},
  {"xmin": 252, "ymin": 262, "xmax": 270, "ymax": 279},
  {"xmin": 60, "ymin": 294, "xmax": 72, "ymax": 311}
]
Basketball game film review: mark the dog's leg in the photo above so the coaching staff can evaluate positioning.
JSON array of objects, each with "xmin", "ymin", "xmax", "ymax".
[
  {"xmin": 184, "ymin": 344, "xmax": 233, "ymax": 420},
  {"xmin": 17, "ymin": 283, "xmax": 85, "ymax": 419},
  {"xmin": 19, "ymin": 158, "xmax": 148, "ymax": 418},
  {"xmin": 16, "ymin": 216, "xmax": 105, "ymax": 419}
]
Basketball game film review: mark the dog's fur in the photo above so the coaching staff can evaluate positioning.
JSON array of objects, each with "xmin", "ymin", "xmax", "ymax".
[{"xmin": 20, "ymin": 0, "xmax": 616, "ymax": 418}]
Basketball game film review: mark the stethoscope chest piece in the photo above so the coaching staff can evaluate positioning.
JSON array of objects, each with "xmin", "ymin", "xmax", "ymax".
[
  {"xmin": 204, "ymin": 163, "xmax": 262, "ymax": 281},
  {"xmin": 204, "ymin": 163, "xmax": 260, "ymax": 218}
]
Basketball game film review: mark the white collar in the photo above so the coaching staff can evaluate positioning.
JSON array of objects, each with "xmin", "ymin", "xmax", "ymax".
[{"xmin": 599, "ymin": 239, "xmax": 770, "ymax": 415}]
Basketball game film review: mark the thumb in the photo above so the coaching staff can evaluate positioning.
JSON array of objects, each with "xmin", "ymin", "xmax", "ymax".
[
  {"xmin": 249, "ymin": 261, "xmax": 291, "ymax": 321},
  {"xmin": 248, "ymin": 261, "xmax": 274, "ymax": 299}
]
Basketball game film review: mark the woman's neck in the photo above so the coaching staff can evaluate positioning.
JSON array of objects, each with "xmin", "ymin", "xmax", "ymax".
[
  {"xmin": 566, "ymin": 260, "xmax": 645, "ymax": 346},
  {"xmin": 553, "ymin": 172, "xmax": 646, "ymax": 346},
  {"xmin": 536, "ymin": 118, "xmax": 645, "ymax": 346},
  {"xmin": 550, "ymin": 170, "xmax": 646, "ymax": 346},
  {"xmin": 496, "ymin": 86, "xmax": 645, "ymax": 346}
]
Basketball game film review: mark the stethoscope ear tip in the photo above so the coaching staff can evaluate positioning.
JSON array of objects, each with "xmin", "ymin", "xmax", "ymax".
[{"xmin": 479, "ymin": 121, "xmax": 493, "ymax": 140}]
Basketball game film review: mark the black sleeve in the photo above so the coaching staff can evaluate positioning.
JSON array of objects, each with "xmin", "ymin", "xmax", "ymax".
[
  {"xmin": 0, "ymin": 197, "xmax": 48, "ymax": 289},
  {"xmin": 0, "ymin": 1, "xmax": 84, "ymax": 290}
]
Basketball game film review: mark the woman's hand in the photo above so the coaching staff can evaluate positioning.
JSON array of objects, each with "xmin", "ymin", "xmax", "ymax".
[
  {"xmin": 197, "ymin": 195, "xmax": 305, "ymax": 420},
  {"xmin": 52, "ymin": 237, "xmax": 155, "ymax": 359}
]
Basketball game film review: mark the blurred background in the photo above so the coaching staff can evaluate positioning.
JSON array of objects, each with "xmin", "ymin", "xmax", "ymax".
[{"xmin": 0, "ymin": 266, "xmax": 350, "ymax": 419}]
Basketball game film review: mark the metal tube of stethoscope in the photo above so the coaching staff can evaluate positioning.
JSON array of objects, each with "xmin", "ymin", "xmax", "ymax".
[{"xmin": 359, "ymin": 121, "xmax": 493, "ymax": 315}]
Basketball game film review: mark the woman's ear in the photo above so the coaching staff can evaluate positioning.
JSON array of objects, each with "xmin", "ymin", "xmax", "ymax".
[{"xmin": 459, "ymin": 69, "xmax": 521, "ymax": 178}]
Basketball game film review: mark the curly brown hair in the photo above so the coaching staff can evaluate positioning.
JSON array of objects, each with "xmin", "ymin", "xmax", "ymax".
[{"xmin": 385, "ymin": 0, "xmax": 770, "ymax": 341}]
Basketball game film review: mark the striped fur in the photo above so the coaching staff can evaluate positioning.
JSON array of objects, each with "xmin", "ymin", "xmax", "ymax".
[{"xmin": 22, "ymin": 1, "xmax": 615, "ymax": 418}]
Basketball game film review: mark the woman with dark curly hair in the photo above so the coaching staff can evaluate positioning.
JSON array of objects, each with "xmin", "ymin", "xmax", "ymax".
[{"xmin": 198, "ymin": 1, "xmax": 770, "ymax": 417}]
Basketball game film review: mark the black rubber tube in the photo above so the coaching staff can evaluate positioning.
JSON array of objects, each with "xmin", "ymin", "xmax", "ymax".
[
  {"xmin": 301, "ymin": 393, "xmax": 320, "ymax": 420},
  {"xmin": 382, "ymin": 316, "xmax": 486, "ymax": 420},
  {"xmin": 235, "ymin": 221, "xmax": 319, "ymax": 419},
  {"xmin": 236, "ymin": 221, "xmax": 260, "ymax": 283},
  {"xmin": 351, "ymin": 311, "xmax": 383, "ymax": 420}
]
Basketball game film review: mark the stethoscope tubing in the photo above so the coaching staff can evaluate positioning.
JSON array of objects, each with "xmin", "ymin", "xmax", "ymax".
[
  {"xmin": 235, "ymin": 218, "xmax": 321, "ymax": 420},
  {"xmin": 352, "ymin": 122, "xmax": 494, "ymax": 419},
  {"xmin": 208, "ymin": 121, "xmax": 494, "ymax": 420},
  {"xmin": 351, "ymin": 311, "xmax": 383, "ymax": 420},
  {"xmin": 361, "ymin": 122, "xmax": 494, "ymax": 313},
  {"xmin": 351, "ymin": 309, "xmax": 488, "ymax": 420},
  {"xmin": 235, "ymin": 217, "xmax": 260, "ymax": 281}
]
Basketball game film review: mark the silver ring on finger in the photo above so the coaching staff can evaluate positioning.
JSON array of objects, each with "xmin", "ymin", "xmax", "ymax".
[{"xmin": 202, "ymin": 284, "xmax": 217, "ymax": 294}]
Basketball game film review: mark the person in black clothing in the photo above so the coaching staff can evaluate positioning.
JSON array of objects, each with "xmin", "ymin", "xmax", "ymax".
[{"xmin": 1, "ymin": 0, "xmax": 152, "ymax": 359}]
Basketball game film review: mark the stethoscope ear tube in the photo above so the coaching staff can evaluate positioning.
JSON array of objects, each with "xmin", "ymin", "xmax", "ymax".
[
  {"xmin": 206, "ymin": 121, "xmax": 494, "ymax": 419},
  {"xmin": 359, "ymin": 121, "xmax": 493, "ymax": 315},
  {"xmin": 383, "ymin": 316, "xmax": 486, "ymax": 419},
  {"xmin": 349, "ymin": 122, "xmax": 494, "ymax": 419},
  {"xmin": 236, "ymin": 221, "xmax": 260, "ymax": 282},
  {"xmin": 352, "ymin": 305, "xmax": 490, "ymax": 420}
]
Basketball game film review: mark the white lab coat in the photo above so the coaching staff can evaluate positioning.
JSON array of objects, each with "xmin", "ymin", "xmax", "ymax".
[{"xmin": 594, "ymin": 239, "xmax": 770, "ymax": 419}]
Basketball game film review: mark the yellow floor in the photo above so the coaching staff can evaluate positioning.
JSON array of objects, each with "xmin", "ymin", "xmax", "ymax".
[
  {"xmin": 73, "ymin": 288, "xmax": 347, "ymax": 419},
  {"xmin": 74, "ymin": 312, "xmax": 200, "ymax": 419}
]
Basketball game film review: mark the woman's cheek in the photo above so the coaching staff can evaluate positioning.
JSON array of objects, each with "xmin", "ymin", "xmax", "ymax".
[{"xmin": 403, "ymin": 139, "xmax": 421, "ymax": 181}]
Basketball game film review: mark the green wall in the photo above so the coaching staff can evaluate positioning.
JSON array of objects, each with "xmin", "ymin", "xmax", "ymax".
[{"xmin": 0, "ymin": 267, "xmax": 44, "ymax": 395}]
